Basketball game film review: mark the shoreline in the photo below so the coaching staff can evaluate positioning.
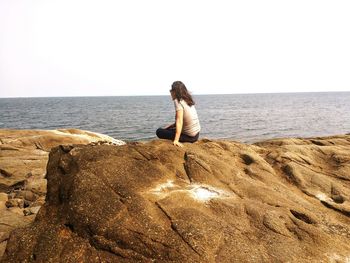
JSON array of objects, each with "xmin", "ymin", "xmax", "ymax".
[{"xmin": 1, "ymin": 127, "xmax": 349, "ymax": 144}]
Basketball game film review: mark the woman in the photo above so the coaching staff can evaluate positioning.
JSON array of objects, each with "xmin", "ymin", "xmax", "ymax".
[{"xmin": 156, "ymin": 81, "xmax": 201, "ymax": 147}]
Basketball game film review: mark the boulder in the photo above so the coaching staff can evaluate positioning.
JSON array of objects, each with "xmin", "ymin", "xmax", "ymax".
[
  {"xmin": 2, "ymin": 135, "xmax": 350, "ymax": 262},
  {"xmin": 0, "ymin": 129, "xmax": 124, "ymax": 260},
  {"xmin": 0, "ymin": 129, "xmax": 125, "ymax": 193}
]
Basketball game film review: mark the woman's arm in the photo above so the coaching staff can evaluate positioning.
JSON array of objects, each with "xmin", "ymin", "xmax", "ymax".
[{"xmin": 173, "ymin": 109, "xmax": 184, "ymax": 147}]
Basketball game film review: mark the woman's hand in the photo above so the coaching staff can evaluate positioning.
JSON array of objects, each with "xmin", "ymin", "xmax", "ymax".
[{"xmin": 173, "ymin": 140, "xmax": 183, "ymax": 147}]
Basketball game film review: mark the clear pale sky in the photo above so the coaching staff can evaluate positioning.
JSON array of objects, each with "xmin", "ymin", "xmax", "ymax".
[{"xmin": 0, "ymin": 0, "xmax": 349, "ymax": 97}]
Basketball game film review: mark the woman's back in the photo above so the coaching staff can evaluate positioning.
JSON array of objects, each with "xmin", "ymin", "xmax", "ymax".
[{"xmin": 174, "ymin": 99, "xmax": 201, "ymax": 137}]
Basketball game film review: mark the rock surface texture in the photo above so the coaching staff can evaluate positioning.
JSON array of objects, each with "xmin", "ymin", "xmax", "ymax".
[
  {"xmin": 2, "ymin": 135, "xmax": 350, "ymax": 262},
  {"xmin": 0, "ymin": 129, "xmax": 124, "ymax": 260}
]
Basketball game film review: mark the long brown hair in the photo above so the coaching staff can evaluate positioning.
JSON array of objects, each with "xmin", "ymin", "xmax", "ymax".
[{"xmin": 170, "ymin": 81, "xmax": 195, "ymax": 106}]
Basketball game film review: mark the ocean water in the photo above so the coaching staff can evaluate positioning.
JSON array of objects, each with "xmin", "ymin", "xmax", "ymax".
[{"xmin": 0, "ymin": 92, "xmax": 349, "ymax": 143}]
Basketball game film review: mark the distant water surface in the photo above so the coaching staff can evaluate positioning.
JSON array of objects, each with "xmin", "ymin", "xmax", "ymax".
[{"xmin": 0, "ymin": 92, "xmax": 349, "ymax": 143}]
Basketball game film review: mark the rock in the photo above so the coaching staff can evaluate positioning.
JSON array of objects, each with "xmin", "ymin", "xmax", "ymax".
[
  {"xmin": 23, "ymin": 206, "xmax": 41, "ymax": 216},
  {"xmin": 23, "ymin": 200, "xmax": 31, "ymax": 208},
  {"xmin": 15, "ymin": 190, "xmax": 38, "ymax": 202},
  {"xmin": 0, "ymin": 193, "xmax": 7, "ymax": 211},
  {"xmin": 4, "ymin": 199, "xmax": 16, "ymax": 208},
  {"xmin": 0, "ymin": 169, "xmax": 12, "ymax": 178},
  {"xmin": 3, "ymin": 135, "xmax": 350, "ymax": 262},
  {"xmin": 0, "ymin": 128, "xmax": 125, "ymax": 260},
  {"xmin": 0, "ymin": 232, "xmax": 10, "ymax": 243},
  {"xmin": 0, "ymin": 193, "xmax": 7, "ymax": 202},
  {"xmin": 0, "ymin": 129, "xmax": 125, "ymax": 193},
  {"xmin": 30, "ymin": 196, "xmax": 46, "ymax": 208},
  {"xmin": 8, "ymin": 207, "xmax": 25, "ymax": 216},
  {"xmin": 0, "ymin": 232, "xmax": 9, "ymax": 261},
  {"xmin": 0, "ymin": 208, "xmax": 35, "ymax": 261},
  {"xmin": 5, "ymin": 198, "xmax": 24, "ymax": 209},
  {"xmin": 22, "ymin": 209, "xmax": 31, "ymax": 216},
  {"xmin": 0, "ymin": 242, "xmax": 6, "ymax": 263},
  {"xmin": 0, "ymin": 208, "xmax": 35, "ymax": 232},
  {"xmin": 24, "ymin": 179, "xmax": 47, "ymax": 195}
]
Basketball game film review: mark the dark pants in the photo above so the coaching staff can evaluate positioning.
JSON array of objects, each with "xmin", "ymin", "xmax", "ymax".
[{"xmin": 156, "ymin": 127, "xmax": 199, "ymax": 143}]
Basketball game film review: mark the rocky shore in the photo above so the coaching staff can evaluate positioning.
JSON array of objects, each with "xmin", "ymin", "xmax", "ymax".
[
  {"xmin": 1, "ymin": 130, "xmax": 350, "ymax": 262},
  {"xmin": 0, "ymin": 129, "xmax": 125, "ymax": 260}
]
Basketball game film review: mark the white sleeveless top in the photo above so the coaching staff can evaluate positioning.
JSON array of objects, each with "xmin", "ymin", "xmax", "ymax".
[{"xmin": 174, "ymin": 99, "xmax": 201, "ymax": 136}]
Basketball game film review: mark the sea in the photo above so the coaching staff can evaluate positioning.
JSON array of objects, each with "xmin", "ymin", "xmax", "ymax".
[{"xmin": 0, "ymin": 92, "xmax": 349, "ymax": 143}]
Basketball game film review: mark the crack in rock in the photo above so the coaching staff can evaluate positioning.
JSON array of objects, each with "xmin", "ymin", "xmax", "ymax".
[{"xmin": 155, "ymin": 202, "xmax": 202, "ymax": 257}]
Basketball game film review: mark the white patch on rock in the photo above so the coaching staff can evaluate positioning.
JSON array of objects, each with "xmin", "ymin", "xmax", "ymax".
[
  {"xmin": 151, "ymin": 180, "xmax": 176, "ymax": 193},
  {"xmin": 150, "ymin": 181, "xmax": 232, "ymax": 202},
  {"xmin": 190, "ymin": 186, "xmax": 219, "ymax": 201},
  {"xmin": 316, "ymin": 193, "xmax": 332, "ymax": 202},
  {"xmin": 327, "ymin": 253, "xmax": 350, "ymax": 263},
  {"xmin": 51, "ymin": 129, "xmax": 125, "ymax": 145}
]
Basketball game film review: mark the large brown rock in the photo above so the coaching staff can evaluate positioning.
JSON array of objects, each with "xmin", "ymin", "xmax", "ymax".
[
  {"xmin": 0, "ymin": 129, "xmax": 124, "ymax": 260},
  {"xmin": 0, "ymin": 128, "xmax": 124, "ymax": 192},
  {"xmin": 2, "ymin": 135, "xmax": 350, "ymax": 262}
]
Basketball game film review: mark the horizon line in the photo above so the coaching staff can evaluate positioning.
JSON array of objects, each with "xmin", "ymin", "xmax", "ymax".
[{"xmin": 1, "ymin": 90, "xmax": 349, "ymax": 99}]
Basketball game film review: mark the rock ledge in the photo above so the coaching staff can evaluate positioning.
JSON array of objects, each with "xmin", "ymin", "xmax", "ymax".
[{"xmin": 2, "ymin": 135, "xmax": 350, "ymax": 262}]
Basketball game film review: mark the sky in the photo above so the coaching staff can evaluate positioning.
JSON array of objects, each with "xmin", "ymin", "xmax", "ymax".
[{"xmin": 0, "ymin": 0, "xmax": 349, "ymax": 97}]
